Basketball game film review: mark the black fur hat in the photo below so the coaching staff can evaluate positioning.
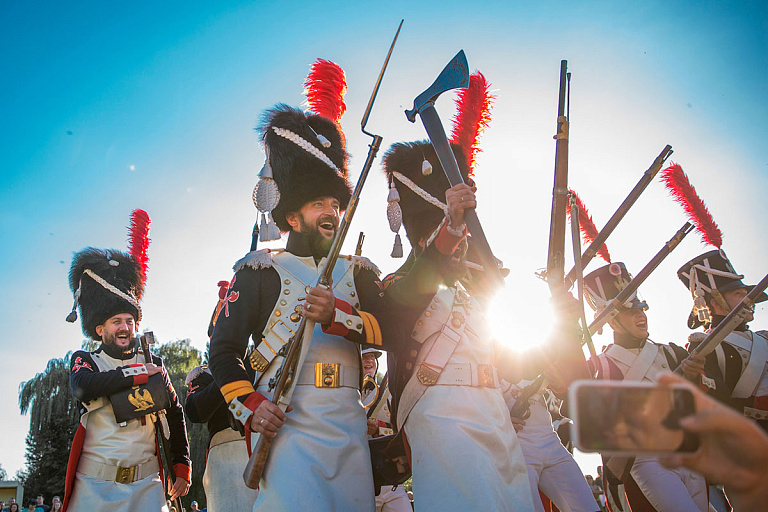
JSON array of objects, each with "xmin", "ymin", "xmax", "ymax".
[
  {"xmin": 382, "ymin": 141, "xmax": 470, "ymax": 248},
  {"xmin": 257, "ymin": 104, "xmax": 351, "ymax": 232},
  {"xmin": 68, "ymin": 248, "xmax": 143, "ymax": 340}
]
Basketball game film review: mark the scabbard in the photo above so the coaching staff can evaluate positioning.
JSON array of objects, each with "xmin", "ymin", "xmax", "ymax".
[{"xmin": 417, "ymin": 104, "xmax": 502, "ymax": 285}]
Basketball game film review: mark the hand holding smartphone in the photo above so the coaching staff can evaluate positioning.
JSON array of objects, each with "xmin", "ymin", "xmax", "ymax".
[{"xmin": 569, "ymin": 380, "xmax": 699, "ymax": 456}]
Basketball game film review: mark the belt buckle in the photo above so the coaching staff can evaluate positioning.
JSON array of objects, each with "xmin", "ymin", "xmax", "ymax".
[
  {"xmin": 115, "ymin": 465, "xmax": 136, "ymax": 484},
  {"xmin": 417, "ymin": 364, "xmax": 440, "ymax": 386},
  {"xmin": 478, "ymin": 364, "xmax": 494, "ymax": 387},
  {"xmin": 315, "ymin": 363, "xmax": 340, "ymax": 388}
]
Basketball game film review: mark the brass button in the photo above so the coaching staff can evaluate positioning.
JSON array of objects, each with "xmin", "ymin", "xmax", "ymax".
[
  {"xmin": 305, "ymin": 285, "xmax": 312, "ymax": 294},
  {"xmin": 290, "ymin": 313, "xmax": 301, "ymax": 322},
  {"xmin": 350, "ymin": 291, "xmax": 356, "ymax": 297},
  {"xmin": 284, "ymin": 279, "xmax": 291, "ymax": 285},
  {"xmin": 430, "ymin": 304, "xmax": 437, "ymax": 310},
  {"xmin": 425, "ymin": 312, "xmax": 431, "ymax": 317},
  {"xmin": 354, "ymin": 303, "xmax": 360, "ymax": 308},
  {"xmin": 275, "ymin": 310, "xmax": 281, "ymax": 317},
  {"xmin": 283, "ymin": 289, "xmax": 290, "ymax": 295},
  {"xmin": 356, "ymin": 324, "xmax": 362, "ymax": 330},
  {"xmin": 410, "ymin": 350, "xmax": 418, "ymax": 357},
  {"xmin": 417, "ymin": 321, "xmax": 423, "ymax": 326},
  {"xmin": 347, "ymin": 282, "xmax": 353, "ymax": 287},
  {"xmin": 280, "ymin": 300, "xmax": 287, "ymax": 306},
  {"xmin": 229, "ymin": 403, "xmax": 235, "ymax": 410},
  {"xmin": 236, "ymin": 411, "xmax": 242, "ymax": 417},
  {"xmin": 405, "ymin": 362, "xmax": 412, "ymax": 370},
  {"xmin": 346, "ymin": 320, "xmax": 353, "ymax": 326},
  {"xmin": 661, "ymin": 364, "xmax": 667, "ymax": 368}
]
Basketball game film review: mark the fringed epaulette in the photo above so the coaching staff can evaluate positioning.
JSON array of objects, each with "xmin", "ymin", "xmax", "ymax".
[
  {"xmin": 233, "ymin": 248, "xmax": 283, "ymax": 272},
  {"xmin": 346, "ymin": 255, "xmax": 381, "ymax": 277}
]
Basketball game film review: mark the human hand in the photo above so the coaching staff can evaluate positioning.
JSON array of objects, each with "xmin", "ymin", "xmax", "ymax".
[
  {"xmin": 657, "ymin": 373, "xmax": 768, "ymax": 511},
  {"xmin": 144, "ymin": 363, "xmax": 163, "ymax": 376},
  {"xmin": 510, "ymin": 415, "xmax": 526, "ymax": 432},
  {"xmin": 367, "ymin": 418, "xmax": 378, "ymax": 436},
  {"xmin": 679, "ymin": 354, "xmax": 705, "ymax": 382},
  {"xmin": 445, "ymin": 183, "xmax": 476, "ymax": 231},
  {"xmin": 249, "ymin": 400, "xmax": 293, "ymax": 439},
  {"xmin": 302, "ymin": 283, "xmax": 335, "ymax": 325},
  {"xmin": 168, "ymin": 477, "xmax": 190, "ymax": 500}
]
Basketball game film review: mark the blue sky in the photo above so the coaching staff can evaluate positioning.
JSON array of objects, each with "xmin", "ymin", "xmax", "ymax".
[{"xmin": 1, "ymin": 0, "xmax": 766, "ymax": 478}]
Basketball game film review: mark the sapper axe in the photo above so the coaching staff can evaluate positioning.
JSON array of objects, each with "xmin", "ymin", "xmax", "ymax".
[{"xmin": 405, "ymin": 50, "xmax": 503, "ymax": 287}]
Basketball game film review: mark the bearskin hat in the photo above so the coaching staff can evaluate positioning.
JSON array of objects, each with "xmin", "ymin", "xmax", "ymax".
[
  {"xmin": 66, "ymin": 209, "xmax": 150, "ymax": 340},
  {"xmin": 257, "ymin": 104, "xmax": 351, "ymax": 232},
  {"xmin": 678, "ymin": 249, "xmax": 767, "ymax": 329},
  {"xmin": 68, "ymin": 248, "xmax": 143, "ymax": 340},
  {"xmin": 584, "ymin": 262, "xmax": 648, "ymax": 313},
  {"xmin": 383, "ymin": 141, "xmax": 470, "ymax": 248}
]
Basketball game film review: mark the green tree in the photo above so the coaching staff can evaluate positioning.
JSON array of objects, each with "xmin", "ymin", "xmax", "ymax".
[
  {"xmin": 18, "ymin": 353, "xmax": 80, "ymax": 501},
  {"xmin": 0, "ymin": 463, "xmax": 8, "ymax": 480}
]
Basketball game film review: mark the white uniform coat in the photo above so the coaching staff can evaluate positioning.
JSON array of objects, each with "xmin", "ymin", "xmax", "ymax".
[
  {"xmin": 67, "ymin": 350, "xmax": 167, "ymax": 512},
  {"xmin": 404, "ymin": 286, "xmax": 534, "ymax": 512}
]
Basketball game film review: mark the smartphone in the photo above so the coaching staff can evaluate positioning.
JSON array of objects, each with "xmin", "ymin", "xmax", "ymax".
[{"xmin": 569, "ymin": 379, "xmax": 699, "ymax": 456}]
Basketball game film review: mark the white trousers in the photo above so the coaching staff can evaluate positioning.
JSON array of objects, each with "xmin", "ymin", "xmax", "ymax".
[
  {"xmin": 67, "ymin": 471, "xmax": 167, "ymax": 511},
  {"xmin": 375, "ymin": 485, "xmax": 412, "ymax": 512},
  {"xmin": 202, "ymin": 437, "xmax": 259, "ymax": 511},
  {"xmin": 630, "ymin": 456, "xmax": 707, "ymax": 512}
]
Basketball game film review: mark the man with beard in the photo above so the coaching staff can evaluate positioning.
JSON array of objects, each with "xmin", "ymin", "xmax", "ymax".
[
  {"xmin": 208, "ymin": 94, "xmax": 388, "ymax": 508},
  {"xmin": 678, "ymin": 250, "xmax": 768, "ymax": 432},
  {"xmin": 63, "ymin": 211, "xmax": 191, "ymax": 512},
  {"xmin": 584, "ymin": 263, "xmax": 707, "ymax": 512}
]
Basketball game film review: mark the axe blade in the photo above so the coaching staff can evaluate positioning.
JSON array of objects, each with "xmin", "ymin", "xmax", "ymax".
[{"xmin": 405, "ymin": 50, "xmax": 469, "ymax": 122}]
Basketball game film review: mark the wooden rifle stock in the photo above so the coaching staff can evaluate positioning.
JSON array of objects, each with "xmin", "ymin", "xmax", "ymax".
[
  {"xmin": 564, "ymin": 145, "xmax": 673, "ymax": 287},
  {"xmin": 139, "ymin": 332, "xmax": 185, "ymax": 512},
  {"xmin": 588, "ymin": 222, "xmax": 693, "ymax": 336},
  {"xmin": 243, "ymin": 22, "xmax": 401, "ymax": 488}
]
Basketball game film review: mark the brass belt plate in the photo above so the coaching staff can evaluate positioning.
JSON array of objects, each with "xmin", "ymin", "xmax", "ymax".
[
  {"xmin": 115, "ymin": 465, "xmax": 136, "ymax": 484},
  {"xmin": 417, "ymin": 364, "xmax": 440, "ymax": 386},
  {"xmin": 315, "ymin": 363, "xmax": 340, "ymax": 388},
  {"xmin": 478, "ymin": 364, "xmax": 495, "ymax": 387}
]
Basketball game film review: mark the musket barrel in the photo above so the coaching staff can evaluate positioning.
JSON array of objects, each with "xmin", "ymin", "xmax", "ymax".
[
  {"xmin": 564, "ymin": 144, "xmax": 673, "ymax": 286},
  {"xmin": 588, "ymin": 222, "xmax": 693, "ymax": 336},
  {"xmin": 685, "ymin": 272, "xmax": 768, "ymax": 361},
  {"xmin": 546, "ymin": 60, "xmax": 569, "ymax": 296}
]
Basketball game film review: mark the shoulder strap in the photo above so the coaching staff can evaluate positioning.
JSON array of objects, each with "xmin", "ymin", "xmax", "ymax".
[{"xmin": 732, "ymin": 332, "xmax": 768, "ymax": 399}]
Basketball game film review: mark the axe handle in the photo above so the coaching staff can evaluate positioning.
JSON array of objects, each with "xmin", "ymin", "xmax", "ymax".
[{"xmin": 418, "ymin": 104, "xmax": 502, "ymax": 285}]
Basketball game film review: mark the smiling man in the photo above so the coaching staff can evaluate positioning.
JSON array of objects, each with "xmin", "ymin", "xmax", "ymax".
[
  {"xmin": 678, "ymin": 250, "xmax": 768, "ymax": 433},
  {"xmin": 63, "ymin": 213, "xmax": 191, "ymax": 512},
  {"xmin": 208, "ymin": 72, "xmax": 389, "ymax": 509},
  {"xmin": 585, "ymin": 262, "xmax": 708, "ymax": 512}
]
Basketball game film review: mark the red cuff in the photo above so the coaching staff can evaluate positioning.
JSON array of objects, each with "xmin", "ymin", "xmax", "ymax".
[
  {"xmin": 242, "ymin": 392, "xmax": 269, "ymax": 457},
  {"xmin": 434, "ymin": 222, "xmax": 466, "ymax": 255},
  {"xmin": 322, "ymin": 298, "xmax": 355, "ymax": 337},
  {"xmin": 126, "ymin": 364, "xmax": 149, "ymax": 386},
  {"xmin": 173, "ymin": 463, "xmax": 191, "ymax": 483}
]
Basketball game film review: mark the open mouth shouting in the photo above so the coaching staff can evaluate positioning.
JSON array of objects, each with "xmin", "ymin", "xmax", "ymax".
[{"xmin": 317, "ymin": 216, "xmax": 338, "ymax": 238}]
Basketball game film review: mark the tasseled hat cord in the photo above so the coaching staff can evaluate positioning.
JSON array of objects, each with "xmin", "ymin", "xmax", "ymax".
[
  {"xmin": 682, "ymin": 253, "xmax": 742, "ymax": 323},
  {"xmin": 66, "ymin": 267, "xmax": 143, "ymax": 323},
  {"xmin": 387, "ymin": 170, "xmax": 448, "ymax": 258}
]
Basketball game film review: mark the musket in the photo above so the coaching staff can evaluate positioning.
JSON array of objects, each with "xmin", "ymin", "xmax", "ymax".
[
  {"xmin": 588, "ymin": 222, "xmax": 694, "ymax": 336},
  {"xmin": 509, "ymin": 375, "xmax": 547, "ymax": 419},
  {"xmin": 564, "ymin": 145, "xmax": 673, "ymax": 287},
  {"xmin": 675, "ymin": 273, "xmax": 768, "ymax": 367},
  {"xmin": 366, "ymin": 373, "xmax": 389, "ymax": 419},
  {"xmin": 545, "ymin": 60, "xmax": 570, "ymax": 297},
  {"xmin": 405, "ymin": 50, "xmax": 502, "ymax": 287},
  {"xmin": 243, "ymin": 20, "xmax": 403, "ymax": 489},
  {"xmin": 355, "ymin": 231, "xmax": 365, "ymax": 256},
  {"xmin": 139, "ymin": 331, "xmax": 185, "ymax": 512},
  {"xmin": 569, "ymin": 193, "xmax": 597, "ymax": 357}
]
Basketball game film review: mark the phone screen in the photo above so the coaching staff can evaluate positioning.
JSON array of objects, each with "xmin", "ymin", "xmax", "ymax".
[{"xmin": 571, "ymin": 381, "xmax": 699, "ymax": 455}]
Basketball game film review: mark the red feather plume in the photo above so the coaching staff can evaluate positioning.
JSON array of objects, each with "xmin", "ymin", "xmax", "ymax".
[
  {"xmin": 660, "ymin": 163, "xmax": 723, "ymax": 248},
  {"xmin": 450, "ymin": 71, "xmax": 494, "ymax": 177},
  {"xmin": 303, "ymin": 58, "xmax": 347, "ymax": 123},
  {"xmin": 128, "ymin": 209, "xmax": 151, "ymax": 289},
  {"xmin": 567, "ymin": 189, "xmax": 611, "ymax": 263}
]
